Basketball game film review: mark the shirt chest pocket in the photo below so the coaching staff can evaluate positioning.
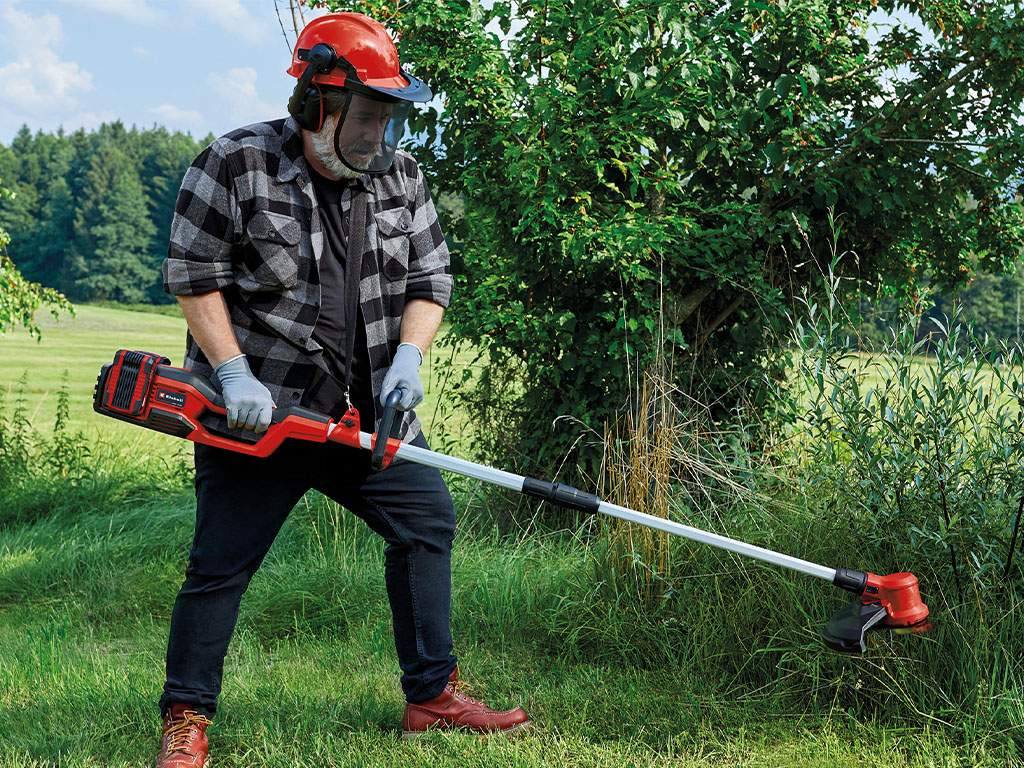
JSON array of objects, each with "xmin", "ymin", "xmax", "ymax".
[
  {"xmin": 240, "ymin": 210, "xmax": 301, "ymax": 290},
  {"xmin": 374, "ymin": 207, "xmax": 412, "ymax": 282}
]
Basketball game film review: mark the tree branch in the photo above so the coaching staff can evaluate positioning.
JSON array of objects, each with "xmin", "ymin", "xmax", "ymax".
[
  {"xmin": 695, "ymin": 294, "xmax": 744, "ymax": 350},
  {"xmin": 671, "ymin": 281, "xmax": 716, "ymax": 325},
  {"xmin": 274, "ymin": 0, "xmax": 293, "ymax": 54}
]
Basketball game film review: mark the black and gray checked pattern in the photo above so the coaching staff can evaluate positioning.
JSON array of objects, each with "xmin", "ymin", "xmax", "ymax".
[{"xmin": 161, "ymin": 115, "xmax": 452, "ymax": 443}]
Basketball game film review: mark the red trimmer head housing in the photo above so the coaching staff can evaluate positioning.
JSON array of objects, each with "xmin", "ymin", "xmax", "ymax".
[{"xmin": 823, "ymin": 567, "xmax": 931, "ymax": 652}]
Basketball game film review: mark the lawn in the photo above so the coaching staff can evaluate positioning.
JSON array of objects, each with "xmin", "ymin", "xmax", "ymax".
[
  {"xmin": 0, "ymin": 303, "xmax": 1019, "ymax": 767},
  {"xmin": 0, "ymin": 486, "xmax": 1006, "ymax": 767}
]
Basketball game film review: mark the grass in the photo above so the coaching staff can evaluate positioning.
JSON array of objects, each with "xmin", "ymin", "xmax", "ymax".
[
  {"xmin": 0, "ymin": 303, "xmax": 1021, "ymax": 766},
  {"xmin": 0, "ymin": 304, "xmax": 186, "ymax": 447},
  {"xmin": 0, "ymin": 483, "xmax": 1014, "ymax": 767},
  {"xmin": 788, "ymin": 349, "xmax": 1019, "ymax": 410}
]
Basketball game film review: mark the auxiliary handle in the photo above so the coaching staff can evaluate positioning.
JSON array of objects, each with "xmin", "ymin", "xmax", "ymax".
[{"xmin": 371, "ymin": 388, "xmax": 404, "ymax": 470}]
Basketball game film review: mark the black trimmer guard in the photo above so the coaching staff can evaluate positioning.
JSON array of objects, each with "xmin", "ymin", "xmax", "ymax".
[{"xmin": 822, "ymin": 602, "xmax": 889, "ymax": 653}]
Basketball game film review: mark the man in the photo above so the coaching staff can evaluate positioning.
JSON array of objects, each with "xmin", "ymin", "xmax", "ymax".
[{"xmin": 154, "ymin": 13, "xmax": 530, "ymax": 767}]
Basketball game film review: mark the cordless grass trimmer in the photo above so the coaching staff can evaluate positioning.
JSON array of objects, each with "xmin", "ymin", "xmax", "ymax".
[{"xmin": 94, "ymin": 349, "xmax": 932, "ymax": 653}]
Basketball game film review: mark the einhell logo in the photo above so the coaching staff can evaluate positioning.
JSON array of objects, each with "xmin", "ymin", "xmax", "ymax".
[{"xmin": 156, "ymin": 389, "xmax": 186, "ymax": 408}]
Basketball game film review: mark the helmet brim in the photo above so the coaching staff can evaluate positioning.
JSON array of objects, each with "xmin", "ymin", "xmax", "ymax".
[{"xmin": 361, "ymin": 69, "xmax": 433, "ymax": 103}]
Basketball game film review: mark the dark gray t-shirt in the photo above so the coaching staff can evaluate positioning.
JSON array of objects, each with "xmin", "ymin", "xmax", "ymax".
[{"xmin": 306, "ymin": 165, "xmax": 374, "ymax": 426}]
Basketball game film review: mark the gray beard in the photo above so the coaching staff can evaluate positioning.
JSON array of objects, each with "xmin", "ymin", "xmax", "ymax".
[{"xmin": 310, "ymin": 113, "xmax": 363, "ymax": 179}]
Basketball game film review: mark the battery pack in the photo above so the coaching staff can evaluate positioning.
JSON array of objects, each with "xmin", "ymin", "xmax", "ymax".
[{"xmin": 95, "ymin": 349, "xmax": 169, "ymax": 417}]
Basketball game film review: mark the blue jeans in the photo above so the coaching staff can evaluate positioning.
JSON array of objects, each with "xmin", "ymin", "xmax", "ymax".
[{"xmin": 158, "ymin": 432, "xmax": 457, "ymax": 716}]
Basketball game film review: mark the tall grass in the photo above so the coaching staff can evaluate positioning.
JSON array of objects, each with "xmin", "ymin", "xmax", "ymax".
[
  {"xmin": 0, "ymin": 373, "xmax": 193, "ymax": 530},
  {"xmin": 0, "ymin": 298, "xmax": 1020, "ymax": 761},
  {"xmin": 782, "ymin": 254, "xmax": 1024, "ymax": 743},
  {"xmin": 581, "ymin": 225, "xmax": 1023, "ymax": 749},
  {"xmin": 598, "ymin": 373, "xmax": 674, "ymax": 603}
]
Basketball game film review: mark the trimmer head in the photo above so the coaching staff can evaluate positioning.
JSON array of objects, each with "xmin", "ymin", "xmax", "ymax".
[{"xmin": 823, "ymin": 569, "xmax": 932, "ymax": 653}]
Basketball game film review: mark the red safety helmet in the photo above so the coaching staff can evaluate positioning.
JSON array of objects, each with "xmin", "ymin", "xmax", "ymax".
[
  {"xmin": 286, "ymin": 12, "xmax": 432, "ymax": 175},
  {"xmin": 286, "ymin": 12, "xmax": 431, "ymax": 103}
]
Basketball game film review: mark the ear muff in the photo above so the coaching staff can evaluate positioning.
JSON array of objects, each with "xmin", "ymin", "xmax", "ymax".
[
  {"xmin": 289, "ymin": 84, "xmax": 327, "ymax": 131},
  {"xmin": 290, "ymin": 85, "xmax": 351, "ymax": 133},
  {"xmin": 287, "ymin": 43, "xmax": 341, "ymax": 131}
]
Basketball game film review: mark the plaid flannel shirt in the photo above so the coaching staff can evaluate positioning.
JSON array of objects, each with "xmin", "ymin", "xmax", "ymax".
[{"xmin": 161, "ymin": 115, "xmax": 452, "ymax": 444}]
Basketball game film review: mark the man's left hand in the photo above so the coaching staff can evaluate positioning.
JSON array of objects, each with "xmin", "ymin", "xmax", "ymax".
[{"xmin": 381, "ymin": 342, "xmax": 424, "ymax": 411}]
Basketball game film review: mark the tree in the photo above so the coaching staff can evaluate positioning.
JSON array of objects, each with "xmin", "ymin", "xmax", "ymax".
[
  {"xmin": 0, "ymin": 123, "xmax": 208, "ymax": 301},
  {"xmin": 850, "ymin": 265, "xmax": 1024, "ymax": 349},
  {"xmin": 66, "ymin": 142, "xmax": 156, "ymax": 302},
  {"xmin": 136, "ymin": 127, "xmax": 207, "ymax": 303},
  {"xmin": 34, "ymin": 176, "xmax": 76, "ymax": 289},
  {"xmin": 0, "ymin": 128, "xmax": 40, "ymax": 281},
  {"xmin": 0, "ymin": 179, "xmax": 72, "ymax": 339},
  {"xmin": 315, "ymin": 0, "xmax": 1024, "ymax": 479},
  {"xmin": 0, "ymin": 126, "xmax": 76, "ymax": 286}
]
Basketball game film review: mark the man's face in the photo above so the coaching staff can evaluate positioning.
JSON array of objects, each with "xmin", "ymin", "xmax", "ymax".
[{"xmin": 335, "ymin": 93, "xmax": 393, "ymax": 170}]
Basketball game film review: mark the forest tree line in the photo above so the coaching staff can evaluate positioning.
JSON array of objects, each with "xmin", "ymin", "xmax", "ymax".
[
  {"xmin": 2, "ymin": 120, "xmax": 1024, "ymax": 344},
  {"xmin": 0, "ymin": 122, "xmax": 213, "ymax": 305}
]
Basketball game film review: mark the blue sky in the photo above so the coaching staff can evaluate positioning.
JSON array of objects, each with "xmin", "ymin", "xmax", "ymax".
[
  {"xmin": 0, "ymin": 1, "xmax": 929, "ymax": 147},
  {"xmin": 0, "ymin": 0, "xmax": 328, "ymax": 144}
]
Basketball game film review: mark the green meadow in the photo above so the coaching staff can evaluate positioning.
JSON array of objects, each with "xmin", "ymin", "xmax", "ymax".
[{"xmin": 0, "ymin": 305, "xmax": 1020, "ymax": 767}]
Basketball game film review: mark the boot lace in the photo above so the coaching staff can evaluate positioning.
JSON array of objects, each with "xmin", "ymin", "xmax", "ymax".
[
  {"xmin": 450, "ymin": 678, "xmax": 489, "ymax": 708},
  {"xmin": 164, "ymin": 709, "xmax": 212, "ymax": 754}
]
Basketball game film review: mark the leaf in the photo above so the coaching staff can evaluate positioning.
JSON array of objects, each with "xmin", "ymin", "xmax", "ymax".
[
  {"xmin": 764, "ymin": 143, "xmax": 783, "ymax": 165},
  {"xmin": 775, "ymin": 74, "xmax": 794, "ymax": 98}
]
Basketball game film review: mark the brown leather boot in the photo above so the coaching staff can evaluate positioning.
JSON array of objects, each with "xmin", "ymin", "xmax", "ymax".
[
  {"xmin": 402, "ymin": 666, "xmax": 531, "ymax": 738},
  {"xmin": 154, "ymin": 703, "xmax": 213, "ymax": 768}
]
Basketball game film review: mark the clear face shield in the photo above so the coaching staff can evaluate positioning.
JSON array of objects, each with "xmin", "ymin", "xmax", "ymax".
[{"xmin": 323, "ymin": 90, "xmax": 412, "ymax": 175}]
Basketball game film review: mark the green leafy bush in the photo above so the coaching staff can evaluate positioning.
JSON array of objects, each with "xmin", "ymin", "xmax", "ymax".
[{"xmin": 319, "ymin": 0, "xmax": 1024, "ymax": 482}]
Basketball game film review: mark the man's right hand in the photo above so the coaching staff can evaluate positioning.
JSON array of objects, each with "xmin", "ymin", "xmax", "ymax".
[{"xmin": 213, "ymin": 354, "xmax": 276, "ymax": 432}]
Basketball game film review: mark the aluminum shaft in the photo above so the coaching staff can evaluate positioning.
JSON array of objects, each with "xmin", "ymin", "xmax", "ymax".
[{"xmin": 361, "ymin": 432, "xmax": 836, "ymax": 583}]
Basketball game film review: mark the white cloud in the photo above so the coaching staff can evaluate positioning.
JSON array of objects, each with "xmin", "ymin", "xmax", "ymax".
[
  {"xmin": 1, "ymin": 1, "xmax": 62, "ymax": 53},
  {"xmin": 149, "ymin": 102, "xmax": 205, "ymax": 132},
  {"xmin": 185, "ymin": 0, "xmax": 269, "ymax": 44},
  {"xmin": 59, "ymin": 0, "xmax": 165, "ymax": 25},
  {"xmin": 132, "ymin": 46, "xmax": 151, "ymax": 58},
  {"xmin": 207, "ymin": 66, "xmax": 282, "ymax": 127},
  {"xmin": 0, "ymin": 3, "xmax": 93, "ymax": 116}
]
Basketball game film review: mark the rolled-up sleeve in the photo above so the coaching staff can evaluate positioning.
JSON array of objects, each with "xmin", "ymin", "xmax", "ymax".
[
  {"xmin": 404, "ymin": 165, "xmax": 453, "ymax": 308},
  {"xmin": 162, "ymin": 140, "xmax": 241, "ymax": 296}
]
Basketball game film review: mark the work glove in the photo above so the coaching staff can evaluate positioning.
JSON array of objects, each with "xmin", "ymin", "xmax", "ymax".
[
  {"xmin": 213, "ymin": 353, "xmax": 276, "ymax": 432},
  {"xmin": 380, "ymin": 342, "xmax": 424, "ymax": 411}
]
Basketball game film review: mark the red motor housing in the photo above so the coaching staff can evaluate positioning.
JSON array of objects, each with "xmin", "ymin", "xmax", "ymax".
[
  {"xmin": 93, "ymin": 349, "xmax": 402, "ymax": 468},
  {"xmin": 826, "ymin": 567, "xmax": 931, "ymax": 652},
  {"xmin": 863, "ymin": 571, "xmax": 930, "ymax": 628}
]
